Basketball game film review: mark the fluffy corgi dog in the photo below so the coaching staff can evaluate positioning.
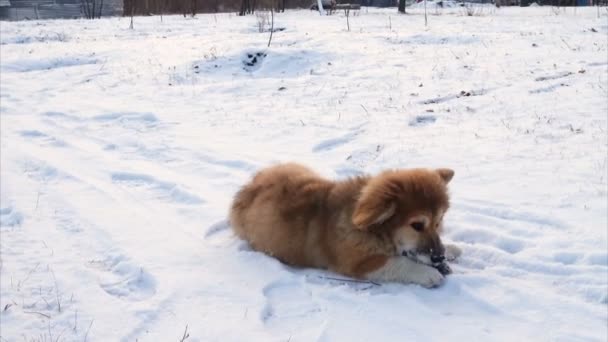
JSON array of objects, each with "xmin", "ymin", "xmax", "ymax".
[{"xmin": 230, "ymin": 163, "xmax": 461, "ymax": 288}]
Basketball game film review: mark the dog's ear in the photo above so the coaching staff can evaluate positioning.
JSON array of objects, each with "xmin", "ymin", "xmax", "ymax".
[
  {"xmin": 352, "ymin": 191, "xmax": 397, "ymax": 230},
  {"xmin": 436, "ymin": 168, "xmax": 454, "ymax": 184}
]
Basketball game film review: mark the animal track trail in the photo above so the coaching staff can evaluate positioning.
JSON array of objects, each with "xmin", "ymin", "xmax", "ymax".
[
  {"xmin": 448, "ymin": 200, "xmax": 577, "ymax": 276},
  {"xmin": 312, "ymin": 130, "xmax": 360, "ymax": 153},
  {"xmin": 45, "ymin": 204, "xmax": 159, "ymax": 303},
  {"xmin": 87, "ymin": 252, "xmax": 157, "ymax": 302},
  {"xmin": 451, "ymin": 227, "xmax": 527, "ymax": 254},
  {"xmin": 449, "ymin": 200, "xmax": 566, "ymax": 258},
  {"xmin": 92, "ymin": 112, "xmax": 159, "ymax": 129},
  {"xmin": 110, "ymin": 172, "xmax": 203, "ymax": 205},
  {"xmin": 312, "ymin": 123, "xmax": 367, "ymax": 153},
  {"xmin": 19, "ymin": 129, "xmax": 68, "ymax": 147},
  {"xmin": 192, "ymin": 150, "xmax": 257, "ymax": 173},
  {"xmin": 60, "ymin": 211, "xmax": 159, "ymax": 304},
  {"xmin": 454, "ymin": 200, "xmax": 565, "ymax": 230}
]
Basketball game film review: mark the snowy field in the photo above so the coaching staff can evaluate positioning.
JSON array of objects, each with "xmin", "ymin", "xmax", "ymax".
[{"xmin": 1, "ymin": 6, "xmax": 607, "ymax": 341}]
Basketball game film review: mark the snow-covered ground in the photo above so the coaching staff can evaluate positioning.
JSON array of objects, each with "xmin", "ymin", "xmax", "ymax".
[{"xmin": 1, "ymin": 6, "xmax": 607, "ymax": 341}]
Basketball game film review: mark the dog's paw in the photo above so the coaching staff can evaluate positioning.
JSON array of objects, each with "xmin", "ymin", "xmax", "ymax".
[
  {"xmin": 409, "ymin": 263, "xmax": 444, "ymax": 288},
  {"xmin": 445, "ymin": 244, "xmax": 462, "ymax": 261},
  {"xmin": 434, "ymin": 262, "xmax": 452, "ymax": 276}
]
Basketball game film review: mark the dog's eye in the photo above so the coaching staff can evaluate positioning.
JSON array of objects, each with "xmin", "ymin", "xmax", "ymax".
[{"xmin": 411, "ymin": 222, "xmax": 424, "ymax": 232}]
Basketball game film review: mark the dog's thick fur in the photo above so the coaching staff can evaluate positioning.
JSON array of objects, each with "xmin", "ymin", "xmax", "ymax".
[{"xmin": 230, "ymin": 163, "xmax": 460, "ymax": 288}]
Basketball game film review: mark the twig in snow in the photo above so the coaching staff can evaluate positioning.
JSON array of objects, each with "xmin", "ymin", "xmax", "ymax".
[
  {"xmin": 18, "ymin": 262, "xmax": 41, "ymax": 291},
  {"xmin": 48, "ymin": 319, "xmax": 53, "ymax": 342},
  {"xmin": 24, "ymin": 311, "xmax": 51, "ymax": 319},
  {"xmin": 267, "ymin": 7, "xmax": 274, "ymax": 48},
  {"xmin": 73, "ymin": 310, "xmax": 78, "ymax": 332},
  {"xmin": 448, "ymin": 49, "xmax": 459, "ymax": 59},
  {"xmin": 35, "ymin": 190, "xmax": 41, "ymax": 211},
  {"xmin": 50, "ymin": 267, "xmax": 62, "ymax": 313},
  {"xmin": 54, "ymin": 325, "xmax": 68, "ymax": 342},
  {"xmin": 179, "ymin": 324, "xmax": 190, "ymax": 342},
  {"xmin": 315, "ymin": 82, "xmax": 327, "ymax": 96},
  {"xmin": 318, "ymin": 276, "xmax": 381, "ymax": 286},
  {"xmin": 41, "ymin": 295, "xmax": 51, "ymax": 308},
  {"xmin": 41, "ymin": 240, "xmax": 54, "ymax": 256},
  {"xmin": 83, "ymin": 319, "xmax": 94, "ymax": 342},
  {"xmin": 560, "ymin": 36, "xmax": 573, "ymax": 50},
  {"xmin": 360, "ymin": 104, "xmax": 369, "ymax": 116}
]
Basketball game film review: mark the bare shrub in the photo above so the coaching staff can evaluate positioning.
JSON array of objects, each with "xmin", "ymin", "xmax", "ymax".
[
  {"xmin": 256, "ymin": 11, "xmax": 270, "ymax": 32},
  {"xmin": 462, "ymin": 3, "xmax": 483, "ymax": 16}
]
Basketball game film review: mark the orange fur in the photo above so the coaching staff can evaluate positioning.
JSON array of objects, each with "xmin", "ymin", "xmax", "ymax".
[{"xmin": 230, "ymin": 163, "xmax": 454, "ymax": 284}]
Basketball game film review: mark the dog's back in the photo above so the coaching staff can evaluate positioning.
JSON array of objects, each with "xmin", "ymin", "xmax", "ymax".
[{"xmin": 230, "ymin": 163, "xmax": 334, "ymax": 268}]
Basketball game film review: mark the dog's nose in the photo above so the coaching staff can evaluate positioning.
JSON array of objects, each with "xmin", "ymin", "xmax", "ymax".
[{"xmin": 431, "ymin": 255, "xmax": 445, "ymax": 264}]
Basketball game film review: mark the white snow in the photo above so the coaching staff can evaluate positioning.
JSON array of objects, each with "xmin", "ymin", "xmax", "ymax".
[{"xmin": 1, "ymin": 6, "xmax": 607, "ymax": 341}]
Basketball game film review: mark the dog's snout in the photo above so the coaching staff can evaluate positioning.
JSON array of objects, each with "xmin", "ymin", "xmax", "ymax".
[{"xmin": 430, "ymin": 254, "xmax": 445, "ymax": 264}]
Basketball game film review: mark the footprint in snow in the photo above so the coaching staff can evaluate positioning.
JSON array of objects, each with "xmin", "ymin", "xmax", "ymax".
[
  {"xmin": 260, "ymin": 279, "xmax": 323, "ymax": 328},
  {"xmin": 20, "ymin": 130, "xmax": 68, "ymax": 147},
  {"xmin": 0, "ymin": 206, "xmax": 23, "ymax": 227},
  {"xmin": 87, "ymin": 253, "xmax": 156, "ymax": 302},
  {"xmin": 409, "ymin": 115, "xmax": 436, "ymax": 127}
]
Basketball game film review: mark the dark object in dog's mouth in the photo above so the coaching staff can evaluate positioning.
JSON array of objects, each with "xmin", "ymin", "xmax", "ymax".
[{"xmin": 402, "ymin": 251, "xmax": 452, "ymax": 275}]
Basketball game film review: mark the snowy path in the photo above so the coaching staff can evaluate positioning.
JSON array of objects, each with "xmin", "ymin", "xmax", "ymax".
[{"xmin": 1, "ymin": 7, "xmax": 607, "ymax": 341}]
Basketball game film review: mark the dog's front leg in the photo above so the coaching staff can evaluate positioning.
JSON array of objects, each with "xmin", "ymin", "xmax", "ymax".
[{"xmin": 365, "ymin": 256, "xmax": 444, "ymax": 288}]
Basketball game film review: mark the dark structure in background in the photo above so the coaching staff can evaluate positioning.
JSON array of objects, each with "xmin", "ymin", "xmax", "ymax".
[
  {"xmin": 0, "ymin": 0, "xmax": 121, "ymax": 19},
  {"xmin": 362, "ymin": 0, "xmax": 394, "ymax": 6},
  {"xmin": 1, "ymin": 0, "xmax": 601, "ymax": 20},
  {"xmin": 520, "ymin": 0, "xmax": 598, "ymax": 5},
  {"xmin": 121, "ymin": 0, "xmax": 310, "ymax": 16}
]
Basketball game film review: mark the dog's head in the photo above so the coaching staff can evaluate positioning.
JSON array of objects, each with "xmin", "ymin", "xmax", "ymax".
[{"xmin": 352, "ymin": 168, "xmax": 454, "ymax": 265}]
